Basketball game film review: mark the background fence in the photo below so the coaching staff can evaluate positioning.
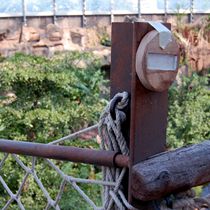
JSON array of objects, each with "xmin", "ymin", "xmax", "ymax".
[{"xmin": 0, "ymin": 0, "xmax": 210, "ymax": 26}]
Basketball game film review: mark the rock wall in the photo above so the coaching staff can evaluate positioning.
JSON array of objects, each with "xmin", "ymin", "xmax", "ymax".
[
  {"xmin": 0, "ymin": 13, "xmax": 192, "ymax": 58},
  {"xmin": 174, "ymin": 16, "xmax": 210, "ymax": 72},
  {"xmin": 0, "ymin": 15, "xmax": 209, "ymax": 71},
  {"xmin": 0, "ymin": 22, "xmax": 111, "ymax": 66}
]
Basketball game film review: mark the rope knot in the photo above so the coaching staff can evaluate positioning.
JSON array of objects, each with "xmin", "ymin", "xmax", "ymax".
[
  {"xmin": 109, "ymin": 91, "xmax": 129, "ymax": 121},
  {"xmin": 98, "ymin": 91, "xmax": 132, "ymax": 209}
]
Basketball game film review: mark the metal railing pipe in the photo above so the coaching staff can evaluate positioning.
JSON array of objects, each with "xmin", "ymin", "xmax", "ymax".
[{"xmin": 0, "ymin": 139, "xmax": 129, "ymax": 168}]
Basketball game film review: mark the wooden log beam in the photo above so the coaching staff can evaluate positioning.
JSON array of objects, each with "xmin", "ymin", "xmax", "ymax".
[{"xmin": 131, "ymin": 140, "xmax": 210, "ymax": 201}]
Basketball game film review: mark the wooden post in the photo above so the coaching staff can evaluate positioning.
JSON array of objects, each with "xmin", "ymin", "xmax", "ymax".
[
  {"xmin": 132, "ymin": 140, "xmax": 210, "ymax": 201},
  {"xmin": 110, "ymin": 22, "xmax": 173, "ymax": 209}
]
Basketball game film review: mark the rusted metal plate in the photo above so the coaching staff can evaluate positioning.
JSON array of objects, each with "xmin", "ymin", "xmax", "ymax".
[
  {"xmin": 110, "ymin": 22, "xmax": 171, "ymax": 209},
  {"xmin": 111, "ymin": 22, "xmax": 135, "ymax": 149}
]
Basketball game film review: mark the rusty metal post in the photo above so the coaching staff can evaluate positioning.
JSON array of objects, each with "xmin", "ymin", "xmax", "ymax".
[{"xmin": 110, "ymin": 22, "xmax": 171, "ymax": 209}]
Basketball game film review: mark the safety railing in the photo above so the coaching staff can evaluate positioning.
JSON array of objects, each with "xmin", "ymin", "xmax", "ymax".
[{"xmin": 1, "ymin": 0, "xmax": 210, "ymax": 26}]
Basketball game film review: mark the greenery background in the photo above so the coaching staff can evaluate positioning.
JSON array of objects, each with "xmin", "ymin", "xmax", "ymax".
[{"xmin": 0, "ymin": 52, "xmax": 209, "ymax": 209}]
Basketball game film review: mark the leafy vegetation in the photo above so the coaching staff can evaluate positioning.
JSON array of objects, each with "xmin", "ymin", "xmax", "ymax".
[
  {"xmin": 167, "ymin": 73, "xmax": 210, "ymax": 148},
  {"xmin": 0, "ymin": 52, "xmax": 107, "ymax": 209},
  {"xmin": 99, "ymin": 31, "xmax": 111, "ymax": 47},
  {"xmin": 0, "ymin": 52, "xmax": 107, "ymax": 142},
  {"xmin": 167, "ymin": 72, "xmax": 210, "ymax": 197}
]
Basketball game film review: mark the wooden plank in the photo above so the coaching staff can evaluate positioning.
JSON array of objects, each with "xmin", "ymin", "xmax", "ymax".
[{"xmin": 132, "ymin": 140, "xmax": 210, "ymax": 201}]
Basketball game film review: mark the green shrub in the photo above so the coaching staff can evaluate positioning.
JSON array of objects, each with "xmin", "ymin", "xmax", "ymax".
[
  {"xmin": 0, "ymin": 52, "xmax": 107, "ymax": 142},
  {"xmin": 0, "ymin": 52, "xmax": 107, "ymax": 209},
  {"xmin": 167, "ymin": 73, "xmax": 210, "ymax": 148},
  {"xmin": 100, "ymin": 32, "xmax": 111, "ymax": 47}
]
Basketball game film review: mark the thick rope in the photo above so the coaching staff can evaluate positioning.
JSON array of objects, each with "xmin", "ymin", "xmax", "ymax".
[
  {"xmin": 98, "ymin": 92, "xmax": 138, "ymax": 210},
  {"xmin": 49, "ymin": 124, "xmax": 98, "ymax": 145}
]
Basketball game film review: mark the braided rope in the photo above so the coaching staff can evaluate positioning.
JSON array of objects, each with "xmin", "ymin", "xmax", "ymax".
[{"xmin": 98, "ymin": 91, "xmax": 138, "ymax": 210}]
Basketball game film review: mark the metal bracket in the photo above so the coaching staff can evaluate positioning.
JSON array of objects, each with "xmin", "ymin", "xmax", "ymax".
[{"xmin": 148, "ymin": 21, "xmax": 172, "ymax": 49}]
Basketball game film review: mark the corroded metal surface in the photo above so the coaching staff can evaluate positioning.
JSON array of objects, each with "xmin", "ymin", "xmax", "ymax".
[{"xmin": 110, "ymin": 22, "xmax": 171, "ymax": 209}]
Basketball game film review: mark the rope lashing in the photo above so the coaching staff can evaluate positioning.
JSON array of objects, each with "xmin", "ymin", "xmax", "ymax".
[
  {"xmin": 99, "ymin": 91, "xmax": 129, "ymax": 155},
  {"xmin": 98, "ymin": 91, "xmax": 138, "ymax": 210},
  {"xmin": 99, "ymin": 93, "xmax": 210, "ymax": 210}
]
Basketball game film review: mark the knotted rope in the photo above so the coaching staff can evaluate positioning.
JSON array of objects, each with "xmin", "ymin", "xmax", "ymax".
[{"xmin": 98, "ymin": 91, "xmax": 138, "ymax": 210}]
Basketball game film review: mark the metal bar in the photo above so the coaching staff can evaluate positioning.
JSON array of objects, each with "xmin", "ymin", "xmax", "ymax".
[
  {"xmin": 164, "ymin": 0, "xmax": 168, "ymax": 22},
  {"xmin": 0, "ymin": 139, "xmax": 129, "ymax": 168},
  {"xmin": 52, "ymin": 0, "xmax": 57, "ymax": 24},
  {"xmin": 190, "ymin": 0, "xmax": 194, "ymax": 23},
  {"xmin": 22, "ymin": 0, "xmax": 27, "ymax": 26},
  {"xmin": 110, "ymin": 0, "xmax": 114, "ymax": 23},
  {"xmin": 138, "ymin": 0, "xmax": 141, "ymax": 18},
  {"xmin": 82, "ymin": 0, "xmax": 87, "ymax": 27}
]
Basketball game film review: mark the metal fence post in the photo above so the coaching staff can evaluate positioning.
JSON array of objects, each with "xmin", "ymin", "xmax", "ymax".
[
  {"xmin": 138, "ymin": 0, "xmax": 141, "ymax": 19},
  {"xmin": 164, "ymin": 0, "xmax": 168, "ymax": 22},
  {"xmin": 82, "ymin": 0, "xmax": 87, "ymax": 27},
  {"xmin": 111, "ymin": 22, "xmax": 171, "ymax": 209},
  {"xmin": 22, "ymin": 0, "xmax": 27, "ymax": 26},
  {"xmin": 110, "ymin": 0, "xmax": 114, "ymax": 23},
  {"xmin": 53, "ymin": 0, "xmax": 57, "ymax": 24},
  {"xmin": 190, "ymin": 0, "xmax": 194, "ymax": 23}
]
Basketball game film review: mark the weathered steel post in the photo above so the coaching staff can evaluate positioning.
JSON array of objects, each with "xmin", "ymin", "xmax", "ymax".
[{"xmin": 110, "ymin": 22, "xmax": 179, "ymax": 209}]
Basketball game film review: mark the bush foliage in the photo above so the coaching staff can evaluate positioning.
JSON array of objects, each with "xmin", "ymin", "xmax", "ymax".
[
  {"xmin": 0, "ymin": 52, "xmax": 107, "ymax": 209},
  {"xmin": 167, "ymin": 73, "xmax": 210, "ymax": 148},
  {"xmin": 0, "ymin": 52, "xmax": 107, "ymax": 142}
]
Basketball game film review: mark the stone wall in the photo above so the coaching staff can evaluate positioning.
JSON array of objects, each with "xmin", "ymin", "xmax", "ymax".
[
  {"xmin": 0, "ymin": 21, "xmax": 110, "ymax": 59},
  {"xmin": 0, "ymin": 14, "xmax": 209, "ymax": 71},
  {"xmin": 0, "ymin": 14, "xmax": 184, "ymax": 57}
]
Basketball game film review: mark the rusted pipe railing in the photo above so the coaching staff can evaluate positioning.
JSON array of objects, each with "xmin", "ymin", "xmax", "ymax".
[{"xmin": 0, "ymin": 139, "xmax": 129, "ymax": 168}]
